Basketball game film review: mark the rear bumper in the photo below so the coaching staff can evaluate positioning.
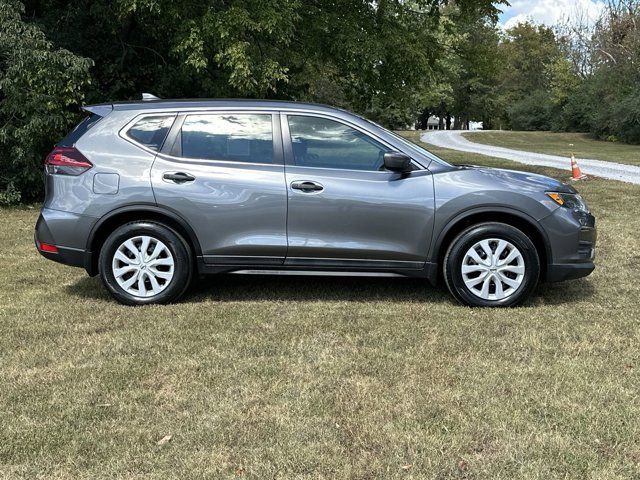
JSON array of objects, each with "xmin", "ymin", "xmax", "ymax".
[
  {"xmin": 35, "ymin": 236, "xmax": 89, "ymax": 268},
  {"xmin": 35, "ymin": 208, "xmax": 96, "ymax": 274}
]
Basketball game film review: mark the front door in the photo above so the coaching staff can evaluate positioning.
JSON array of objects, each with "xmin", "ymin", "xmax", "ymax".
[
  {"xmin": 281, "ymin": 113, "xmax": 435, "ymax": 270},
  {"xmin": 151, "ymin": 112, "xmax": 287, "ymax": 265}
]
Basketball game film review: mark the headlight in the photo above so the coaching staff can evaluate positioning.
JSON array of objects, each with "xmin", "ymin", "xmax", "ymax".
[{"xmin": 546, "ymin": 192, "xmax": 590, "ymax": 213}]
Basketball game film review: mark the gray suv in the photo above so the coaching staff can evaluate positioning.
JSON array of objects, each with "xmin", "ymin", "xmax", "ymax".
[{"xmin": 35, "ymin": 97, "xmax": 596, "ymax": 306}]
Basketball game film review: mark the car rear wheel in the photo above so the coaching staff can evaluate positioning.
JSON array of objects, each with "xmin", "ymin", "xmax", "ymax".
[
  {"xmin": 443, "ymin": 222, "xmax": 540, "ymax": 307},
  {"xmin": 99, "ymin": 221, "xmax": 193, "ymax": 305}
]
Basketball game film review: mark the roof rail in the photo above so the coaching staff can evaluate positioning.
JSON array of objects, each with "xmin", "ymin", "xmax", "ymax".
[{"xmin": 142, "ymin": 93, "xmax": 160, "ymax": 101}]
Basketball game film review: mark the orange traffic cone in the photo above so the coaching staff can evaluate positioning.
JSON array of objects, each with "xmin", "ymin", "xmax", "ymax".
[{"xmin": 570, "ymin": 153, "xmax": 586, "ymax": 181}]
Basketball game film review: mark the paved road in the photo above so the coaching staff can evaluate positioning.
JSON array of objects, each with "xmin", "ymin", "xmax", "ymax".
[{"xmin": 420, "ymin": 129, "xmax": 640, "ymax": 185}]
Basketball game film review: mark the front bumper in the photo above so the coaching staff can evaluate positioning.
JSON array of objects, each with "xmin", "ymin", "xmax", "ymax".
[
  {"xmin": 540, "ymin": 206, "xmax": 596, "ymax": 282},
  {"xmin": 546, "ymin": 261, "xmax": 595, "ymax": 282},
  {"xmin": 35, "ymin": 208, "xmax": 96, "ymax": 273}
]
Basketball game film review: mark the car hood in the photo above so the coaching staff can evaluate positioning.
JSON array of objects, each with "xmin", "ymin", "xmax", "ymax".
[{"xmin": 455, "ymin": 164, "xmax": 576, "ymax": 193}]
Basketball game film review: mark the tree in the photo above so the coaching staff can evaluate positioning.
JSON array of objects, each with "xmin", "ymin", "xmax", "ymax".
[
  {"xmin": 589, "ymin": 0, "xmax": 640, "ymax": 143},
  {"xmin": 2, "ymin": 0, "xmax": 505, "ymax": 203},
  {"xmin": 26, "ymin": 0, "xmax": 505, "ymax": 125},
  {"xmin": 0, "ymin": 0, "xmax": 92, "ymax": 203},
  {"xmin": 450, "ymin": 16, "xmax": 502, "ymax": 129},
  {"xmin": 495, "ymin": 22, "xmax": 565, "ymax": 130}
]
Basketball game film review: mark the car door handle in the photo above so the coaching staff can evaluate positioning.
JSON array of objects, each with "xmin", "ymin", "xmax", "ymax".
[
  {"xmin": 163, "ymin": 172, "xmax": 195, "ymax": 184},
  {"xmin": 291, "ymin": 181, "xmax": 323, "ymax": 193}
]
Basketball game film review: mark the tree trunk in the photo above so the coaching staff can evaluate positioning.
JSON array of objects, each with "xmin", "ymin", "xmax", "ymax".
[
  {"xmin": 416, "ymin": 109, "xmax": 431, "ymax": 130},
  {"xmin": 446, "ymin": 113, "xmax": 452, "ymax": 130}
]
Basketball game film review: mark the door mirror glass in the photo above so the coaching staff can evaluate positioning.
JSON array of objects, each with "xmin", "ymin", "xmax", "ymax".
[{"xmin": 383, "ymin": 152, "xmax": 412, "ymax": 172}]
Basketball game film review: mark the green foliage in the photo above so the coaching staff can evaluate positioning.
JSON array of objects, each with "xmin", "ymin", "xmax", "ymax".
[
  {"xmin": 496, "ymin": 5, "xmax": 640, "ymax": 143},
  {"xmin": 593, "ymin": 91, "xmax": 640, "ymax": 144},
  {"xmin": 495, "ymin": 23, "xmax": 564, "ymax": 130},
  {"xmin": 3, "ymin": 0, "xmax": 638, "ymax": 204},
  {"xmin": 0, "ymin": 0, "xmax": 92, "ymax": 203},
  {"xmin": 0, "ymin": 0, "xmax": 510, "ymax": 202},
  {"xmin": 507, "ymin": 91, "xmax": 553, "ymax": 131},
  {"xmin": 551, "ymin": 86, "xmax": 596, "ymax": 133},
  {"xmin": 450, "ymin": 16, "xmax": 502, "ymax": 129},
  {"xmin": 499, "ymin": 23, "xmax": 563, "ymax": 95},
  {"xmin": 411, "ymin": 4, "xmax": 502, "ymax": 130},
  {"xmin": 586, "ymin": 3, "xmax": 640, "ymax": 144},
  {"xmin": 0, "ymin": 182, "xmax": 21, "ymax": 206}
]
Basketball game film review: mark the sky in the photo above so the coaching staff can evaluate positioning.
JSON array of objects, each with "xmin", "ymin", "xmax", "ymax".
[{"xmin": 498, "ymin": 0, "xmax": 606, "ymax": 29}]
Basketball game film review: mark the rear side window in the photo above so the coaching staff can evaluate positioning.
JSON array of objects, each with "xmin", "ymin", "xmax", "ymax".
[
  {"xmin": 58, "ymin": 113, "xmax": 103, "ymax": 147},
  {"xmin": 181, "ymin": 114, "xmax": 273, "ymax": 164},
  {"xmin": 127, "ymin": 115, "xmax": 175, "ymax": 151}
]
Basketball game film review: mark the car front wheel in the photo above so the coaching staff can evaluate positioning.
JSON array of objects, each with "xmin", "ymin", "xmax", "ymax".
[
  {"xmin": 99, "ymin": 221, "xmax": 193, "ymax": 305},
  {"xmin": 443, "ymin": 222, "xmax": 540, "ymax": 307}
]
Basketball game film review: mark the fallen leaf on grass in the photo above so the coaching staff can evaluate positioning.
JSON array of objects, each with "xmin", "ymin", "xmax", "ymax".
[
  {"xmin": 401, "ymin": 464, "xmax": 412, "ymax": 470},
  {"xmin": 157, "ymin": 435, "xmax": 172, "ymax": 445}
]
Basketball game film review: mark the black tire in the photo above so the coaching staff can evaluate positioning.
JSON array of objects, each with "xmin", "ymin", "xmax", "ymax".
[
  {"xmin": 443, "ymin": 222, "xmax": 540, "ymax": 307},
  {"xmin": 98, "ymin": 221, "xmax": 193, "ymax": 305}
]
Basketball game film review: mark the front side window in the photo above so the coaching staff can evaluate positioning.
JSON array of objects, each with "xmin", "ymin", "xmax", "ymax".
[
  {"xmin": 127, "ymin": 115, "xmax": 175, "ymax": 151},
  {"xmin": 287, "ymin": 115, "xmax": 389, "ymax": 171},
  {"xmin": 181, "ymin": 114, "xmax": 273, "ymax": 164}
]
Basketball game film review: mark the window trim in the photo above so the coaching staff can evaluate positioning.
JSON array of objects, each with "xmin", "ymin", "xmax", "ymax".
[
  {"xmin": 119, "ymin": 113, "xmax": 178, "ymax": 154},
  {"xmin": 280, "ymin": 112, "xmax": 423, "ymax": 173},
  {"xmin": 153, "ymin": 110, "xmax": 284, "ymax": 167}
]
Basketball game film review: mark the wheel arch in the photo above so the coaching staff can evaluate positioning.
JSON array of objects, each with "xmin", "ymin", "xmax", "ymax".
[
  {"xmin": 431, "ymin": 207, "xmax": 551, "ymax": 281},
  {"xmin": 86, "ymin": 204, "xmax": 202, "ymax": 276}
]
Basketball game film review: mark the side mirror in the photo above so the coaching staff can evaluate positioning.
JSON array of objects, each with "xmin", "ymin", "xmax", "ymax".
[{"xmin": 383, "ymin": 152, "xmax": 412, "ymax": 173}]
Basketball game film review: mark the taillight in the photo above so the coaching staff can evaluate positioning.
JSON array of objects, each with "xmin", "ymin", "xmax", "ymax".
[{"xmin": 45, "ymin": 147, "xmax": 93, "ymax": 175}]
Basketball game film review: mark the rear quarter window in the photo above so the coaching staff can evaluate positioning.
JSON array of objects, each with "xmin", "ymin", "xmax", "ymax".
[
  {"xmin": 126, "ymin": 115, "xmax": 175, "ymax": 151},
  {"xmin": 58, "ymin": 113, "xmax": 103, "ymax": 147}
]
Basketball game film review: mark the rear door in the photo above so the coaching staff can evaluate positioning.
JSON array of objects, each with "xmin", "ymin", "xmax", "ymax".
[
  {"xmin": 281, "ymin": 113, "xmax": 435, "ymax": 269},
  {"xmin": 149, "ymin": 111, "xmax": 287, "ymax": 265}
]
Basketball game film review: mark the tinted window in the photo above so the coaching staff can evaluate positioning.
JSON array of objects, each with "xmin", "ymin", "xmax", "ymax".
[
  {"xmin": 127, "ymin": 116, "xmax": 175, "ymax": 151},
  {"xmin": 181, "ymin": 114, "xmax": 273, "ymax": 164},
  {"xmin": 58, "ymin": 114, "xmax": 103, "ymax": 147},
  {"xmin": 287, "ymin": 116, "xmax": 389, "ymax": 171}
]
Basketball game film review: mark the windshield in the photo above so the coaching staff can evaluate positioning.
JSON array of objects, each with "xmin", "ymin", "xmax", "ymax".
[{"xmin": 359, "ymin": 117, "xmax": 452, "ymax": 167}]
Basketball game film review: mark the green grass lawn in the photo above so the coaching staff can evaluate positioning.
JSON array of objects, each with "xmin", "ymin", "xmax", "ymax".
[
  {"xmin": 2, "ymin": 138, "xmax": 640, "ymax": 478},
  {"xmin": 462, "ymin": 130, "xmax": 640, "ymax": 166}
]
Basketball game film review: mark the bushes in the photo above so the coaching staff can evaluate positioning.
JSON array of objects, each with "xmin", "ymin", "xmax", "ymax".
[
  {"xmin": 592, "ymin": 92, "xmax": 640, "ymax": 145},
  {"xmin": 551, "ymin": 89, "xmax": 595, "ymax": 133},
  {"xmin": 0, "ymin": 182, "xmax": 21, "ymax": 206},
  {"xmin": 507, "ymin": 91, "xmax": 553, "ymax": 131}
]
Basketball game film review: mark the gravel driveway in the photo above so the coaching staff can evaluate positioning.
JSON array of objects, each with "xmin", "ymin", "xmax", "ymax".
[{"xmin": 421, "ymin": 130, "xmax": 640, "ymax": 185}]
